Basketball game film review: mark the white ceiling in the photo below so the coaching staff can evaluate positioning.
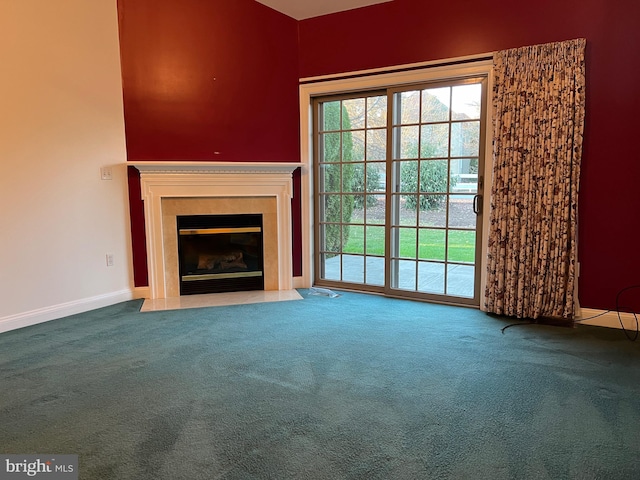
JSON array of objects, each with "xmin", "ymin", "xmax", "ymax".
[{"xmin": 255, "ymin": 0, "xmax": 393, "ymax": 20}]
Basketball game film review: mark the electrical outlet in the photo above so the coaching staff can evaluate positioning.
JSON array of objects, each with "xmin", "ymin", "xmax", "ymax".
[
  {"xmin": 106, "ymin": 254, "xmax": 114, "ymax": 267},
  {"xmin": 101, "ymin": 166, "xmax": 113, "ymax": 180}
]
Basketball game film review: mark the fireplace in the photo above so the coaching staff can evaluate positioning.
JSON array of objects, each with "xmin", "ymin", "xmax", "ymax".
[
  {"xmin": 177, "ymin": 214, "xmax": 264, "ymax": 295},
  {"xmin": 132, "ymin": 161, "xmax": 302, "ymax": 299}
]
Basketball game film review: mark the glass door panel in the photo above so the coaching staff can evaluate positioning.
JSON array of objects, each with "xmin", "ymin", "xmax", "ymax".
[
  {"xmin": 389, "ymin": 79, "xmax": 485, "ymax": 304},
  {"xmin": 314, "ymin": 77, "xmax": 486, "ymax": 306},
  {"xmin": 315, "ymin": 92, "xmax": 388, "ymax": 292}
]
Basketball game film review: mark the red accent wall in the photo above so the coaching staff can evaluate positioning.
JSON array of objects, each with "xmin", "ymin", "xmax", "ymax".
[
  {"xmin": 118, "ymin": 0, "xmax": 299, "ymax": 161},
  {"xmin": 119, "ymin": 0, "xmax": 640, "ymax": 311},
  {"xmin": 299, "ymin": 0, "xmax": 640, "ymax": 312},
  {"xmin": 127, "ymin": 166, "xmax": 148, "ymax": 287},
  {"xmin": 117, "ymin": 0, "xmax": 302, "ymax": 281}
]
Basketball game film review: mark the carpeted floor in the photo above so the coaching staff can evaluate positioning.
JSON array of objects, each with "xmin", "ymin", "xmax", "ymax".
[{"xmin": 1, "ymin": 290, "xmax": 639, "ymax": 479}]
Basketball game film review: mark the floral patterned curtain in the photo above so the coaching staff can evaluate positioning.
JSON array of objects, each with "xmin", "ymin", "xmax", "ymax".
[{"xmin": 485, "ymin": 39, "xmax": 586, "ymax": 319}]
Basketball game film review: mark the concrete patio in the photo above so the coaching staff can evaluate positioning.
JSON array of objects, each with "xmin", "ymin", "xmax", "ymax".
[{"xmin": 322, "ymin": 254, "xmax": 475, "ymax": 298}]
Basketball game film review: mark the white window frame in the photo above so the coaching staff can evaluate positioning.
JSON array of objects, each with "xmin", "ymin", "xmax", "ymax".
[{"xmin": 297, "ymin": 55, "xmax": 494, "ymax": 309}]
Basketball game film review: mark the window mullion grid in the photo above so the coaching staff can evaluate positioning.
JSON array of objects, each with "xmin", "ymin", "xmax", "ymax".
[
  {"xmin": 443, "ymin": 87, "xmax": 454, "ymax": 295},
  {"xmin": 385, "ymin": 91, "xmax": 398, "ymax": 290},
  {"xmin": 415, "ymin": 90, "xmax": 423, "ymax": 291},
  {"xmin": 316, "ymin": 101, "xmax": 326, "ymax": 281},
  {"xmin": 339, "ymin": 102, "xmax": 345, "ymax": 282},
  {"xmin": 362, "ymin": 106, "xmax": 368, "ymax": 283}
]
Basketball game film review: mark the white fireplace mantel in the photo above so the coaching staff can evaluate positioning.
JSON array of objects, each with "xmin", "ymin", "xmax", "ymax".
[
  {"xmin": 132, "ymin": 161, "xmax": 302, "ymax": 175},
  {"xmin": 130, "ymin": 161, "xmax": 303, "ymax": 299}
]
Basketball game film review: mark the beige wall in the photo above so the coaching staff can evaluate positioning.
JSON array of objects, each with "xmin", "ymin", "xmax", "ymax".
[{"xmin": 0, "ymin": 0, "xmax": 132, "ymax": 325}]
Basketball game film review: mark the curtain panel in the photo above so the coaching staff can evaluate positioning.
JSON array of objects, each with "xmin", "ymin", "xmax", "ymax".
[{"xmin": 485, "ymin": 38, "xmax": 586, "ymax": 319}]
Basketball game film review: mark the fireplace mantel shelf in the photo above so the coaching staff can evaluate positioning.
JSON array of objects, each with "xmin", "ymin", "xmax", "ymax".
[{"xmin": 130, "ymin": 161, "xmax": 303, "ymax": 175}]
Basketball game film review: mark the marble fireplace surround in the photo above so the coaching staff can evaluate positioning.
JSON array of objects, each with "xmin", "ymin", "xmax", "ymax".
[{"xmin": 132, "ymin": 162, "xmax": 302, "ymax": 300}]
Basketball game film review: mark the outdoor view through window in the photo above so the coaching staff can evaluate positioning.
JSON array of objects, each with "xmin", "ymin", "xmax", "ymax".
[{"xmin": 314, "ymin": 77, "xmax": 485, "ymax": 305}]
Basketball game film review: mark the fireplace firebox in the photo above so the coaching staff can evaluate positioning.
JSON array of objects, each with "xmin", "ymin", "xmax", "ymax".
[{"xmin": 177, "ymin": 214, "xmax": 264, "ymax": 295}]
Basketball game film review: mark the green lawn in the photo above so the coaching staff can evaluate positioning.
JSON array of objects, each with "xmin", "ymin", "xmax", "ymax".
[{"xmin": 343, "ymin": 225, "xmax": 475, "ymax": 263}]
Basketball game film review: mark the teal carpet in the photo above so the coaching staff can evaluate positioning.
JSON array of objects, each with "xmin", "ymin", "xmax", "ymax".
[{"xmin": 1, "ymin": 290, "xmax": 639, "ymax": 479}]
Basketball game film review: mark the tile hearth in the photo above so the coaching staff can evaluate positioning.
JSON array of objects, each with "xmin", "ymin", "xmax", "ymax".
[{"xmin": 140, "ymin": 289, "xmax": 303, "ymax": 312}]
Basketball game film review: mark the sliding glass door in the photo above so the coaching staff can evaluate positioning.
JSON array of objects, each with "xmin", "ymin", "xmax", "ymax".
[{"xmin": 314, "ymin": 77, "xmax": 487, "ymax": 306}]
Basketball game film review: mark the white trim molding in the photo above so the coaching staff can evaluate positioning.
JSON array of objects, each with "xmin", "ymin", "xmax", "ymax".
[
  {"xmin": 130, "ymin": 161, "xmax": 303, "ymax": 299},
  {"xmin": 299, "ymin": 52, "xmax": 494, "ymax": 84},
  {"xmin": 132, "ymin": 161, "xmax": 301, "ymax": 175},
  {"xmin": 132, "ymin": 286, "xmax": 151, "ymax": 300},
  {"xmin": 0, "ymin": 289, "xmax": 135, "ymax": 334},
  {"xmin": 577, "ymin": 308, "xmax": 640, "ymax": 331}
]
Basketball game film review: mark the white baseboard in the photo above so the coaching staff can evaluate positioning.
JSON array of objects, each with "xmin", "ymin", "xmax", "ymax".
[
  {"xmin": 132, "ymin": 286, "xmax": 150, "ymax": 299},
  {"xmin": 577, "ymin": 308, "xmax": 639, "ymax": 331},
  {"xmin": 0, "ymin": 289, "xmax": 136, "ymax": 335},
  {"xmin": 293, "ymin": 276, "xmax": 309, "ymax": 289}
]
